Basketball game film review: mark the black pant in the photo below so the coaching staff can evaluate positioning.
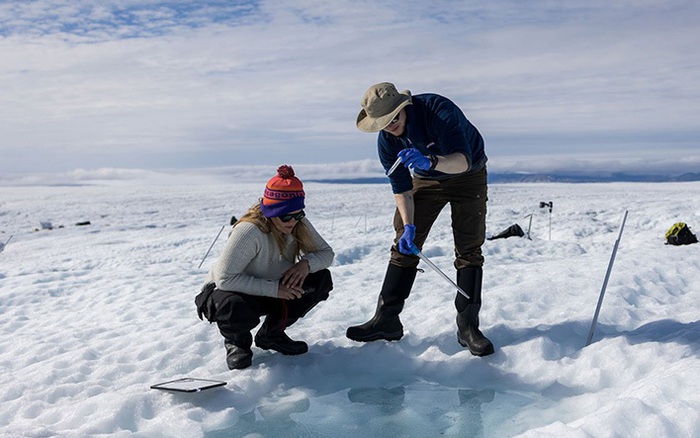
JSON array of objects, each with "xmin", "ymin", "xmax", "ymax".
[
  {"xmin": 391, "ymin": 167, "xmax": 487, "ymax": 270},
  {"xmin": 210, "ymin": 269, "xmax": 333, "ymax": 342}
]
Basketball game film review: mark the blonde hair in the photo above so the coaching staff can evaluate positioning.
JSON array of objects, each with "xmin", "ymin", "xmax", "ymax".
[{"xmin": 235, "ymin": 201, "xmax": 317, "ymax": 262}]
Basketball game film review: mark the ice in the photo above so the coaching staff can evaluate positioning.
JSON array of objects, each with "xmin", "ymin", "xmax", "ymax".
[{"xmin": 1, "ymin": 176, "xmax": 698, "ymax": 437}]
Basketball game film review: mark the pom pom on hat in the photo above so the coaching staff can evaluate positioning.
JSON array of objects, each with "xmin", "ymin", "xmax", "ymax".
[{"xmin": 261, "ymin": 165, "xmax": 306, "ymax": 218}]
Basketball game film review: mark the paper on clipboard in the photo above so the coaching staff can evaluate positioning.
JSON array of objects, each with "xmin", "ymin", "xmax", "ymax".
[{"xmin": 151, "ymin": 377, "xmax": 226, "ymax": 393}]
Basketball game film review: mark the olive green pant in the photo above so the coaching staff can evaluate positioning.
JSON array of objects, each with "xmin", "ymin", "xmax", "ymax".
[{"xmin": 390, "ymin": 167, "xmax": 487, "ymax": 270}]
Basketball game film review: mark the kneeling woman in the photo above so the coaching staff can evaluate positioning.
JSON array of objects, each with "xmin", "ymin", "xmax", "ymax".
[{"xmin": 197, "ymin": 165, "xmax": 334, "ymax": 370}]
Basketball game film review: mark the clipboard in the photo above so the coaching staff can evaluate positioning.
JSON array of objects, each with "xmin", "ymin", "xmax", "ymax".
[{"xmin": 150, "ymin": 377, "xmax": 226, "ymax": 393}]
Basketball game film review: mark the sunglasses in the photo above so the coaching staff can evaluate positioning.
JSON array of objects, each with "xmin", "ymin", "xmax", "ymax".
[
  {"xmin": 389, "ymin": 114, "xmax": 401, "ymax": 125},
  {"xmin": 279, "ymin": 210, "xmax": 305, "ymax": 223}
]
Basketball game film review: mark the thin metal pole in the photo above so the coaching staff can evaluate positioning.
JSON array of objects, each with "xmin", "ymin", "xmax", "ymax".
[
  {"xmin": 198, "ymin": 225, "xmax": 226, "ymax": 269},
  {"xmin": 524, "ymin": 214, "xmax": 533, "ymax": 240},
  {"xmin": 354, "ymin": 215, "xmax": 363, "ymax": 228},
  {"xmin": 411, "ymin": 245, "xmax": 470, "ymax": 299},
  {"xmin": 586, "ymin": 210, "xmax": 629, "ymax": 346},
  {"xmin": 0, "ymin": 235, "xmax": 12, "ymax": 253},
  {"xmin": 539, "ymin": 202, "xmax": 553, "ymax": 240}
]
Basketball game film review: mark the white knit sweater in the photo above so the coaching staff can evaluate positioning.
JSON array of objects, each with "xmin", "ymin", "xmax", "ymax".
[{"xmin": 204, "ymin": 219, "xmax": 334, "ymax": 298}]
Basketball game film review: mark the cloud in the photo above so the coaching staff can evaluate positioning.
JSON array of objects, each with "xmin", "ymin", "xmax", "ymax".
[{"xmin": 1, "ymin": 1, "xmax": 699, "ymax": 174}]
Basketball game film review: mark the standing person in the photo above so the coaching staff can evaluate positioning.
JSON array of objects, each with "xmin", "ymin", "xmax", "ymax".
[
  {"xmin": 346, "ymin": 82, "xmax": 493, "ymax": 356},
  {"xmin": 196, "ymin": 165, "xmax": 335, "ymax": 370}
]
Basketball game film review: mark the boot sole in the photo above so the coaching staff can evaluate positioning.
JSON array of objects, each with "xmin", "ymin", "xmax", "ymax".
[
  {"xmin": 227, "ymin": 356, "xmax": 252, "ymax": 370},
  {"xmin": 458, "ymin": 335, "xmax": 495, "ymax": 357},
  {"xmin": 346, "ymin": 330, "xmax": 403, "ymax": 343},
  {"xmin": 254, "ymin": 338, "xmax": 308, "ymax": 355},
  {"xmin": 227, "ymin": 351, "xmax": 253, "ymax": 370}
]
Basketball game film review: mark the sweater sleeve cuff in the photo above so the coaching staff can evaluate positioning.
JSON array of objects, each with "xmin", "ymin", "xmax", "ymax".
[{"xmin": 260, "ymin": 279, "xmax": 279, "ymax": 298}]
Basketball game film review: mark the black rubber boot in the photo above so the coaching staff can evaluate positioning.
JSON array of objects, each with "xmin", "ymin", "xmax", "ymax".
[
  {"xmin": 346, "ymin": 264, "xmax": 417, "ymax": 342},
  {"xmin": 346, "ymin": 295, "xmax": 405, "ymax": 342},
  {"xmin": 254, "ymin": 270, "xmax": 333, "ymax": 356},
  {"xmin": 254, "ymin": 318, "xmax": 308, "ymax": 355},
  {"xmin": 225, "ymin": 332, "xmax": 253, "ymax": 370},
  {"xmin": 456, "ymin": 267, "xmax": 494, "ymax": 356}
]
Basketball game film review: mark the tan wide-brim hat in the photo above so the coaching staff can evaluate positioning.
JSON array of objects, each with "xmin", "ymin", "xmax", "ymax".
[{"xmin": 356, "ymin": 82, "xmax": 412, "ymax": 133}]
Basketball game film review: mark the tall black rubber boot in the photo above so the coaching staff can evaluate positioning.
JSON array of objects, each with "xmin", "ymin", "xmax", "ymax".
[
  {"xmin": 224, "ymin": 332, "xmax": 254, "ymax": 370},
  {"xmin": 456, "ymin": 267, "xmax": 494, "ymax": 356},
  {"xmin": 346, "ymin": 264, "xmax": 417, "ymax": 342}
]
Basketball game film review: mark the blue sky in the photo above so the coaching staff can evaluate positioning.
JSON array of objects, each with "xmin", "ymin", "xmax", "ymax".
[{"xmin": 1, "ymin": 0, "xmax": 699, "ymax": 175}]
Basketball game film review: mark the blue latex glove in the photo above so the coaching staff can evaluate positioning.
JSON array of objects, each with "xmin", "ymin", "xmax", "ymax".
[
  {"xmin": 398, "ymin": 224, "xmax": 416, "ymax": 255},
  {"xmin": 398, "ymin": 148, "xmax": 431, "ymax": 171}
]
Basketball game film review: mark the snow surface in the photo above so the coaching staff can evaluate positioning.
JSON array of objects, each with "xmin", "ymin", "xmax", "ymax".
[{"xmin": 1, "ymin": 177, "xmax": 699, "ymax": 437}]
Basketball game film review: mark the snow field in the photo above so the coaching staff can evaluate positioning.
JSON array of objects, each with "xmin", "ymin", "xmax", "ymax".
[{"xmin": 0, "ymin": 179, "xmax": 698, "ymax": 436}]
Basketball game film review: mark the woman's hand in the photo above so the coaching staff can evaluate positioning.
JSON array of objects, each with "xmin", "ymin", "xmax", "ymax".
[
  {"xmin": 281, "ymin": 259, "xmax": 310, "ymax": 290},
  {"xmin": 277, "ymin": 283, "xmax": 304, "ymax": 300},
  {"xmin": 278, "ymin": 259, "xmax": 310, "ymax": 299}
]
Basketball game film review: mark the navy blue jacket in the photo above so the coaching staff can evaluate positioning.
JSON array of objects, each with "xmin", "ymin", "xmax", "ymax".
[{"xmin": 377, "ymin": 93, "xmax": 487, "ymax": 194}]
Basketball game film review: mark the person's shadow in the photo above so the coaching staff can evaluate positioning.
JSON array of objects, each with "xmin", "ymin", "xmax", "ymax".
[{"xmin": 345, "ymin": 386, "xmax": 496, "ymax": 438}]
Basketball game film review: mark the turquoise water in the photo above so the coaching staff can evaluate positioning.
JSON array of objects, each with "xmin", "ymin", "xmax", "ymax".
[{"xmin": 204, "ymin": 383, "xmax": 559, "ymax": 437}]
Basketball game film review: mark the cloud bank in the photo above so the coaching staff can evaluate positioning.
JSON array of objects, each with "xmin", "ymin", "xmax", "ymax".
[{"xmin": 1, "ymin": 0, "xmax": 699, "ymax": 174}]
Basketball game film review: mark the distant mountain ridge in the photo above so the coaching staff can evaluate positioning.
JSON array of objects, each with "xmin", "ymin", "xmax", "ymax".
[
  {"xmin": 309, "ymin": 172, "xmax": 700, "ymax": 185},
  {"xmin": 487, "ymin": 172, "xmax": 700, "ymax": 183}
]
